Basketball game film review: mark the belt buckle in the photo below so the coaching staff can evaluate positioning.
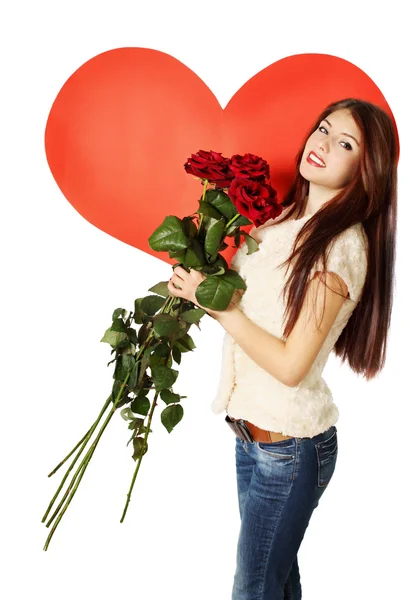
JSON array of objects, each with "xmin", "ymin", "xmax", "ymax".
[{"xmin": 225, "ymin": 415, "xmax": 255, "ymax": 443}]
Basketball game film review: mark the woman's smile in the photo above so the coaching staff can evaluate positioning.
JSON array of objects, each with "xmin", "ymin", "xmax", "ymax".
[{"xmin": 306, "ymin": 151, "xmax": 326, "ymax": 167}]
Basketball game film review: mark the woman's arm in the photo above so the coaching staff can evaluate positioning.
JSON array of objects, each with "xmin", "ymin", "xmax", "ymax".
[{"xmin": 213, "ymin": 271, "xmax": 348, "ymax": 387}]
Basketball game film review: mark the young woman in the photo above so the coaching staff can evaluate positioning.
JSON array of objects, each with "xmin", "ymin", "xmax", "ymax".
[{"xmin": 167, "ymin": 97, "xmax": 398, "ymax": 600}]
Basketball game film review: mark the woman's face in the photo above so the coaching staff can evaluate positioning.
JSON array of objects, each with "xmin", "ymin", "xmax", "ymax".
[{"xmin": 300, "ymin": 108, "xmax": 363, "ymax": 190}]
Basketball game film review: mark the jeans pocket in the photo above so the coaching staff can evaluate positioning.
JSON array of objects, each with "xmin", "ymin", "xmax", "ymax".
[
  {"xmin": 315, "ymin": 427, "xmax": 338, "ymax": 487},
  {"xmin": 256, "ymin": 439, "xmax": 295, "ymax": 459}
]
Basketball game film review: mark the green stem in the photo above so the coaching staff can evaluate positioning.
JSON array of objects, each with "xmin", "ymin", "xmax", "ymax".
[
  {"xmin": 43, "ymin": 446, "xmax": 92, "ymax": 551},
  {"xmin": 225, "ymin": 212, "xmax": 241, "ymax": 230},
  {"xmin": 42, "ymin": 371, "xmax": 131, "ymax": 550},
  {"xmin": 120, "ymin": 389, "xmax": 160, "ymax": 522},
  {"xmin": 201, "ymin": 178, "xmax": 208, "ymax": 202},
  {"xmin": 42, "ymin": 394, "xmax": 114, "ymax": 523},
  {"xmin": 196, "ymin": 179, "xmax": 209, "ymax": 235},
  {"xmin": 46, "ymin": 395, "xmax": 113, "ymax": 478},
  {"xmin": 47, "ymin": 429, "xmax": 90, "ymax": 476}
]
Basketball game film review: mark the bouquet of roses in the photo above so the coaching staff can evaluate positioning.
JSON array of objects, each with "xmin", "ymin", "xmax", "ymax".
[{"xmin": 41, "ymin": 149, "xmax": 282, "ymax": 550}]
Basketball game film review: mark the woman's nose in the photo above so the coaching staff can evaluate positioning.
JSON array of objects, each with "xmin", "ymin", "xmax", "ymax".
[{"xmin": 318, "ymin": 139, "xmax": 328, "ymax": 153}]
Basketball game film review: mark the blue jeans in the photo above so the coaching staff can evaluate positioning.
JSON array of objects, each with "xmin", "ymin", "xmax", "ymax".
[{"xmin": 232, "ymin": 425, "xmax": 338, "ymax": 600}]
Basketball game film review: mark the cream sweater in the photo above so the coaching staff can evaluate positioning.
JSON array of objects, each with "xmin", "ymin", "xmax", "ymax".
[{"xmin": 211, "ymin": 208, "xmax": 369, "ymax": 438}]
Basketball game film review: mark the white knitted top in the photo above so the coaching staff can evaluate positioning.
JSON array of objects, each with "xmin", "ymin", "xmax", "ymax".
[{"xmin": 210, "ymin": 206, "xmax": 369, "ymax": 438}]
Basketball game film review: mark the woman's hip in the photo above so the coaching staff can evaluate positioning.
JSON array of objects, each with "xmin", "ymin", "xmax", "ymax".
[{"xmin": 235, "ymin": 425, "xmax": 338, "ymax": 491}]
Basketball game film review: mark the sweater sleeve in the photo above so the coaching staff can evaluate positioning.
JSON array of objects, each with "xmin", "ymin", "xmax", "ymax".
[{"xmin": 308, "ymin": 224, "xmax": 368, "ymax": 304}]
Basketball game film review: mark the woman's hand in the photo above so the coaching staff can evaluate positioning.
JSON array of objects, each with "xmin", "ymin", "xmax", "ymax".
[
  {"xmin": 167, "ymin": 266, "xmax": 244, "ymax": 319},
  {"xmin": 167, "ymin": 266, "xmax": 207, "ymax": 308}
]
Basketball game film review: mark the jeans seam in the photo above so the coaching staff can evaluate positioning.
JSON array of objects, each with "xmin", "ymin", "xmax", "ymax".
[
  {"xmin": 291, "ymin": 438, "xmax": 300, "ymax": 481},
  {"xmin": 258, "ymin": 473, "xmax": 297, "ymax": 598}
]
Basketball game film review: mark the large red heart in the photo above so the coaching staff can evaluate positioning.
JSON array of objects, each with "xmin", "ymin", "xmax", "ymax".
[{"xmin": 45, "ymin": 49, "xmax": 398, "ymax": 265}]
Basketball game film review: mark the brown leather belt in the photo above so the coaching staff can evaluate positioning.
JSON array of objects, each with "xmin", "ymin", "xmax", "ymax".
[{"xmin": 225, "ymin": 415, "xmax": 294, "ymax": 443}]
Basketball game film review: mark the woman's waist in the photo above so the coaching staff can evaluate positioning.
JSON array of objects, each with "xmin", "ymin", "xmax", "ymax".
[{"xmin": 226, "ymin": 415, "xmax": 293, "ymax": 442}]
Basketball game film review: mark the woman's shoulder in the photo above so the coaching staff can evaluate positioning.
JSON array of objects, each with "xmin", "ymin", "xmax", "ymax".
[
  {"xmin": 332, "ymin": 221, "xmax": 368, "ymax": 257},
  {"xmin": 322, "ymin": 222, "xmax": 368, "ymax": 303}
]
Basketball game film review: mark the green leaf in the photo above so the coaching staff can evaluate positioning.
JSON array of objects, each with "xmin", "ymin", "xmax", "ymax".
[
  {"xmin": 204, "ymin": 218, "xmax": 225, "ymax": 263},
  {"xmin": 114, "ymin": 354, "xmax": 136, "ymax": 382},
  {"xmin": 198, "ymin": 200, "xmax": 223, "ymax": 220},
  {"xmin": 168, "ymin": 249, "xmax": 187, "ymax": 261},
  {"xmin": 134, "ymin": 298, "xmax": 145, "ymax": 324},
  {"xmin": 193, "ymin": 269, "xmax": 247, "ymax": 311},
  {"xmin": 149, "ymin": 345, "xmax": 173, "ymax": 366},
  {"xmin": 128, "ymin": 417, "xmax": 144, "ymax": 430},
  {"xmin": 221, "ymin": 268, "xmax": 247, "ymax": 289},
  {"xmin": 141, "ymin": 295, "xmax": 166, "ymax": 316},
  {"xmin": 181, "ymin": 308, "xmax": 206, "ymax": 323},
  {"xmin": 172, "ymin": 346, "xmax": 182, "ymax": 364},
  {"xmin": 126, "ymin": 327, "xmax": 138, "ymax": 345},
  {"xmin": 160, "ymin": 389, "xmax": 181, "ymax": 405},
  {"xmin": 100, "ymin": 328, "xmax": 128, "ymax": 347},
  {"xmin": 150, "ymin": 364, "xmax": 179, "ymax": 391},
  {"xmin": 182, "ymin": 238, "xmax": 206, "ymax": 268},
  {"xmin": 121, "ymin": 343, "xmax": 136, "ymax": 356},
  {"xmin": 152, "ymin": 341, "xmax": 171, "ymax": 357},
  {"xmin": 148, "ymin": 281, "xmax": 170, "ymax": 298},
  {"xmin": 149, "ymin": 354, "xmax": 166, "ymax": 367},
  {"xmin": 112, "ymin": 308, "xmax": 128, "ymax": 321},
  {"xmin": 170, "ymin": 319, "xmax": 189, "ymax": 342},
  {"xmin": 128, "ymin": 360, "xmax": 139, "ymax": 389},
  {"xmin": 173, "ymin": 333, "xmax": 196, "ymax": 352},
  {"xmin": 131, "ymin": 394, "xmax": 151, "ymax": 416},
  {"xmin": 132, "ymin": 436, "xmax": 148, "ymax": 460},
  {"xmin": 204, "ymin": 189, "xmax": 237, "ymax": 221},
  {"xmin": 138, "ymin": 351, "xmax": 151, "ymax": 384},
  {"xmin": 111, "ymin": 318, "xmax": 128, "ymax": 332},
  {"xmin": 153, "ymin": 314, "xmax": 181, "ymax": 338},
  {"xmin": 148, "ymin": 215, "xmax": 190, "ymax": 253},
  {"xmin": 120, "ymin": 407, "xmax": 136, "ymax": 421},
  {"xmin": 112, "ymin": 379, "xmax": 130, "ymax": 406},
  {"xmin": 213, "ymin": 254, "xmax": 230, "ymax": 273},
  {"xmin": 181, "ymin": 216, "xmax": 198, "ymax": 238},
  {"xmin": 137, "ymin": 321, "xmax": 154, "ymax": 346},
  {"xmin": 194, "ymin": 277, "xmax": 235, "ymax": 311},
  {"xmin": 161, "ymin": 404, "xmax": 184, "ymax": 433},
  {"xmin": 242, "ymin": 231, "xmax": 260, "ymax": 255},
  {"xmin": 114, "ymin": 338, "xmax": 131, "ymax": 351}
]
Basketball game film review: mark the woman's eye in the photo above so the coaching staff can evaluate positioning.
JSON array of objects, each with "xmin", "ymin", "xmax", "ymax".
[{"xmin": 318, "ymin": 126, "xmax": 352, "ymax": 150}]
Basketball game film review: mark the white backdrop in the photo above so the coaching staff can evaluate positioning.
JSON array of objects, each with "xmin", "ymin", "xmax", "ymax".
[{"xmin": 1, "ymin": 1, "xmax": 415, "ymax": 598}]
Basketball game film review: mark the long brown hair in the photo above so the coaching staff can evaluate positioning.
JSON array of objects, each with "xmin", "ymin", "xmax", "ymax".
[{"xmin": 277, "ymin": 98, "xmax": 399, "ymax": 380}]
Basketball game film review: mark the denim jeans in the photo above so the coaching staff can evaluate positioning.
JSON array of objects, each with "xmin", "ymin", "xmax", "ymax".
[{"xmin": 232, "ymin": 425, "xmax": 338, "ymax": 600}]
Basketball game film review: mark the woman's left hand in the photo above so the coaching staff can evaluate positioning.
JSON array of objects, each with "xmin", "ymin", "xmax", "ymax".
[
  {"xmin": 167, "ymin": 266, "xmax": 210, "ymax": 311},
  {"xmin": 167, "ymin": 266, "xmax": 243, "ymax": 320}
]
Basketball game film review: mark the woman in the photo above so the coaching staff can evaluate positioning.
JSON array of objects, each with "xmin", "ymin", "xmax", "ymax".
[{"xmin": 167, "ymin": 97, "xmax": 398, "ymax": 600}]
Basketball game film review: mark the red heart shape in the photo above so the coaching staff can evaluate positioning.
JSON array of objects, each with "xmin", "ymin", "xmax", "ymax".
[{"xmin": 45, "ymin": 49, "xmax": 398, "ymax": 265}]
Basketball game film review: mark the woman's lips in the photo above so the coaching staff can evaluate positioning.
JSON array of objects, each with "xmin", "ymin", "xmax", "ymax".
[{"xmin": 306, "ymin": 151, "xmax": 326, "ymax": 167}]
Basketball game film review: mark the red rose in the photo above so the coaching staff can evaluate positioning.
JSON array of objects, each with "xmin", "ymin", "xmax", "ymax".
[
  {"xmin": 227, "ymin": 177, "xmax": 282, "ymax": 227},
  {"xmin": 229, "ymin": 153, "xmax": 271, "ymax": 182},
  {"xmin": 184, "ymin": 150, "xmax": 234, "ymax": 188}
]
